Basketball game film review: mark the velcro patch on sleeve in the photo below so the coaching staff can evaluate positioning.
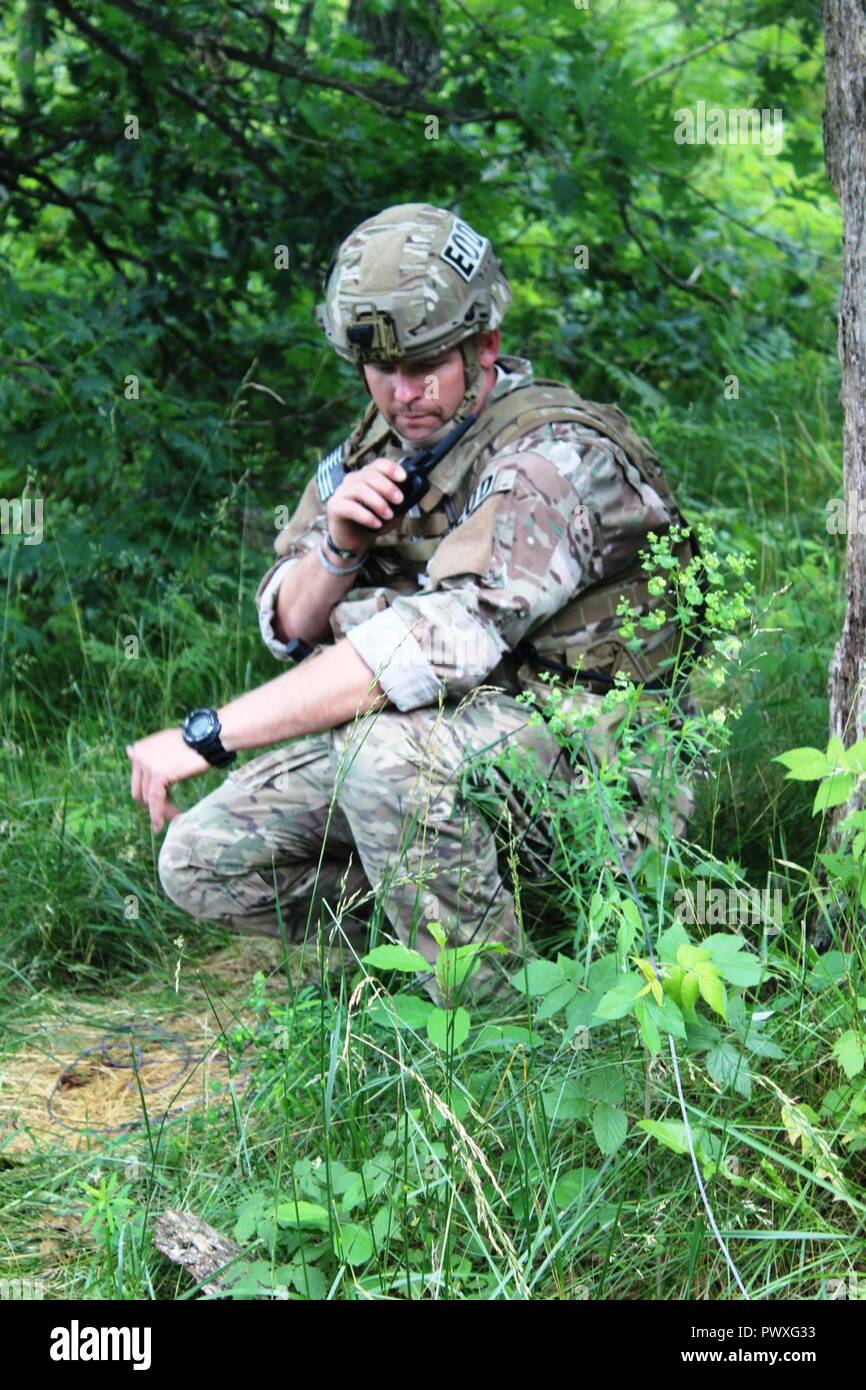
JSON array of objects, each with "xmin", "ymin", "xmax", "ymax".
[
  {"xmin": 316, "ymin": 442, "xmax": 346, "ymax": 502},
  {"xmin": 456, "ymin": 467, "xmax": 516, "ymax": 524},
  {"xmin": 426, "ymin": 469, "xmax": 517, "ymax": 583}
]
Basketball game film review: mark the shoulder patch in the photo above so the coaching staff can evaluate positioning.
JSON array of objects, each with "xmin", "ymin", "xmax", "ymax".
[
  {"xmin": 316, "ymin": 443, "xmax": 346, "ymax": 502},
  {"xmin": 456, "ymin": 467, "xmax": 516, "ymax": 524}
]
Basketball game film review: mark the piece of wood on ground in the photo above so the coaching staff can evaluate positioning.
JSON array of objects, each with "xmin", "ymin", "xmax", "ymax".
[{"xmin": 154, "ymin": 1208, "xmax": 248, "ymax": 1298}]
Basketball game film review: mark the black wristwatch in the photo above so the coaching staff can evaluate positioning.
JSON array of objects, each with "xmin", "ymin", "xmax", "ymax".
[{"xmin": 181, "ymin": 708, "xmax": 236, "ymax": 769}]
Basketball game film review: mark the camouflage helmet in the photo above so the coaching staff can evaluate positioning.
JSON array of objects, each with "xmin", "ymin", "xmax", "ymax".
[{"xmin": 316, "ymin": 203, "xmax": 512, "ymax": 367}]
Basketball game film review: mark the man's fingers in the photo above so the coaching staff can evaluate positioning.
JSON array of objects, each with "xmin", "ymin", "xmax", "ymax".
[
  {"xmin": 353, "ymin": 482, "xmax": 396, "ymax": 519},
  {"xmin": 148, "ymin": 778, "xmax": 167, "ymax": 834},
  {"xmin": 340, "ymin": 500, "xmax": 384, "ymax": 529},
  {"xmin": 375, "ymin": 459, "xmax": 407, "ymax": 484},
  {"xmin": 130, "ymin": 758, "xmax": 143, "ymax": 804}
]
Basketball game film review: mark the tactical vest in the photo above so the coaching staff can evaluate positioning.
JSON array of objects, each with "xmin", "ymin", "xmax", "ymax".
[{"xmin": 276, "ymin": 377, "xmax": 699, "ymax": 694}]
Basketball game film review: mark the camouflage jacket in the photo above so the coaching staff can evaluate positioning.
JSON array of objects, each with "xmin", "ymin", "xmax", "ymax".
[{"xmin": 255, "ymin": 354, "xmax": 681, "ymax": 711}]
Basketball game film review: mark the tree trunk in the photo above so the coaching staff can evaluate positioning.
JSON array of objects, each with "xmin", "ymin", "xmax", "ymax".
[
  {"xmin": 347, "ymin": 0, "xmax": 441, "ymax": 90},
  {"xmin": 824, "ymin": 0, "xmax": 866, "ymax": 835}
]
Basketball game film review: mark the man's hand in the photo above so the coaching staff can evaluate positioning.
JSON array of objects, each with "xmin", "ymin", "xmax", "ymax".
[
  {"xmin": 327, "ymin": 457, "xmax": 406, "ymax": 553},
  {"xmin": 126, "ymin": 729, "xmax": 211, "ymax": 834}
]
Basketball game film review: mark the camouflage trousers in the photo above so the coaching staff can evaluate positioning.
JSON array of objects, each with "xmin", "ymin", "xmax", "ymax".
[{"xmin": 158, "ymin": 688, "xmax": 693, "ymax": 1003}]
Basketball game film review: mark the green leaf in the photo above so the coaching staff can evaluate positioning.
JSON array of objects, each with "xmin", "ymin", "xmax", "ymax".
[
  {"xmin": 695, "ymin": 963, "xmax": 727, "ymax": 1021},
  {"xmin": 826, "ymin": 735, "xmax": 847, "ymax": 768},
  {"xmin": 542, "ymin": 1078, "xmax": 589, "ymax": 1122},
  {"xmin": 427, "ymin": 1006, "xmax": 470, "ymax": 1050},
  {"xmin": 553, "ymin": 1165, "xmax": 600, "ymax": 1209},
  {"xmin": 635, "ymin": 999, "xmax": 661, "ymax": 1055},
  {"xmin": 638, "ymin": 1118, "xmax": 690, "ymax": 1155},
  {"xmin": 657, "ymin": 922, "xmax": 691, "ymax": 962},
  {"xmin": 427, "ymin": 920, "xmax": 448, "ymax": 948},
  {"xmin": 772, "ymin": 747, "xmax": 832, "ymax": 780},
  {"xmin": 645, "ymin": 992, "xmax": 687, "ymax": 1039},
  {"xmin": 591, "ymin": 1102, "xmax": 628, "ymax": 1156},
  {"xmin": 702, "ymin": 934, "xmax": 764, "ymax": 986},
  {"xmin": 536, "ymin": 981, "xmax": 580, "ymax": 1020},
  {"xmin": 587, "ymin": 1065, "xmax": 626, "ymax": 1105},
  {"xmin": 813, "ymin": 773, "xmax": 855, "ymax": 814},
  {"xmin": 274, "ymin": 1200, "xmax": 330, "ymax": 1229},
  {"xmin": 369, "ymin": 992, "xmax": 433, "ymax": 1030},
  {"xmin": 832, "ymin": 1030, "xmax": 865, "ymax": 1080},
  {"xmin": 362, "ymin": 944, "xmax": 430, "ymax": 973},
  {"xmin": 339, "ymin": 1222, "xmax": 374, "ymax": 1265},
  {"xmin": 593, "ymin": 972, "xmax": 644, "ymax": 1020},
  {"xmin": 844, "ymin": 738, "xmax": 866, "ymax": 774},
  {"xmin": 436, "ymin": 942, "xmax": 502, "ymax": 994},
  {"xmin": 639, "ymin": 1118, "xmax": 718, "ymax": 1165},
  {"xmin": 680, "ymin": 971, "xmax": 700, "ymax": 1014},
  {"xmin": 509, "ymin": 959, "xmax": 566, "ymax": 995},
  {"xmin": 473, "ymin": 1023, "xmax": 540, "ymax": 1049},
  {"xmin": 705, "ymin": 1041, "xmax": 747, "ymax": 1090}
]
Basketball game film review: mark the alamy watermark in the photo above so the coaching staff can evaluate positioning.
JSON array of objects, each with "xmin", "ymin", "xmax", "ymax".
[
  {"xmin": 674, "ymin": 101, "xmax": 784, "ymax": 157},
  {"xmin": 49, "ymin": 1320, "xmax": 151, "ymax": 1370},
  {"xmin": 826, "ymin": 495, "xmax": 866, "ymax": 535},
  {"xmin": 0, "ymin": 497, "xmax": 43, "ymax": 545},
  {"xmin": 0, "ymin": 1276, "xmax": 45, "ymax": 1299},
  {"xmin": 675, "ymin": 879, "xmax": 782, "ymax": 934}
]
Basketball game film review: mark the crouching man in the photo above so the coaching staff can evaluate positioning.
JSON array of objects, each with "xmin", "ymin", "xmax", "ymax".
[{"xmin": 127, "ymin": 203, "xmax": 695, "ymax": 1003}]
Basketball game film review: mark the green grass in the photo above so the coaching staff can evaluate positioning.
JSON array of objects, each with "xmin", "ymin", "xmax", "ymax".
[{"xmin": 3, "ymin": 351, "xmax": 864, "ymax": 1302}]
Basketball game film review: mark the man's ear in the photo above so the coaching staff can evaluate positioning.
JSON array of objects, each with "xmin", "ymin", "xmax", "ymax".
[{"xmin": 477, "ymin": 328, "xmax": 501, "ymax": 368}]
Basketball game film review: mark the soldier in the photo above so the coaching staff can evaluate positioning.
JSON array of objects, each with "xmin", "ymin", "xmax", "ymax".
[{"xmin": 127, "ymin": 203, "xmax": 696, "ymax": 1004}]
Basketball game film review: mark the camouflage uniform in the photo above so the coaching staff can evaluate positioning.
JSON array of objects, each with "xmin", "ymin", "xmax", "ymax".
[{"xmin": 158, "ymin": 206, "xmax": 694, "ymax": 1001}]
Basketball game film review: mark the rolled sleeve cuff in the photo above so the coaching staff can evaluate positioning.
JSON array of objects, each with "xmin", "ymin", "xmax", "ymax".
[
  {"xmin": 256, "ymin": 556, "xmax": 301, "ymax": 661},
  {"xmin": 346, "ymin": 608, "xmax": 444, "ymax": 712}
]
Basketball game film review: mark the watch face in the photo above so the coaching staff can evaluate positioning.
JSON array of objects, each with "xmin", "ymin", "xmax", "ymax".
[{"xmin": 186, "ymin": 709, "xmax": 217, "ymax": 741}]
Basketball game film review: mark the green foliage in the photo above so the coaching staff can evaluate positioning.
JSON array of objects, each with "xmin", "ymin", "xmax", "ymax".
[{"xmin": 0, "ymin": 0, "xmax": 858, "ymax": 1305}]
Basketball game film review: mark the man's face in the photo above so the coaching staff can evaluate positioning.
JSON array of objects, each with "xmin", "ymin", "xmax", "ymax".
[{"xmin": 362, "ymin": 330, "xmax": 499, "ymax": 441}]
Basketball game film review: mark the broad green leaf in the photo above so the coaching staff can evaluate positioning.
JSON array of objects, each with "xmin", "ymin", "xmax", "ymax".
[
  {"xmin": 427, "ymin": 1006, "xmax": 470, "ymax": 1050},
  {"xmin": 826, "ymin": 735, "xmax": 847, "ymax": 768},
  {"xmin": 369, "ymin": 992, "xmax": 433, "ymax": 1030},
  {"xmin": 592, "ymin": 1102, "xmax": 628, "ymax": 1156},
  {"xmin": 677, "ymin": 943, "xmax": 708, "ymax": 971},
  {"xmin": 638, "ymin": 1118, "xmax": 690, "ymax": 1155},
  {"xmin": 705, "ymin": 1041, "xmax": 746, "ymax": 1089},
  {"xmin": 645, "ymin": 992, "xmax": 686, "ymax": 1039},
  {"xmin": 553, "ymin": 1165, "xmax": 600, "ymax": 1209},
  {"xmin": 832, "ymin": 1030, "xmax": 865, "ymax": 1080},
  {"xmin": 813, "ymin": 773, "xmax": 855, "ymax": 814},
  {"xmin": 695, "ymin": 963, "xmax": 727, "ymax": 1021},
  {"xmin": 340, "ymin": 1222, "xmax": 374, "ymax": 1265},
  {"xmin": 274, "ymin": 1200, "xmax": 330, "ymax": 1229},
  {"xmin": 772, "ymin": 747, "xmax": 832, "ymax": 780},
  {"xmin": 536, "ymin": 981, "xmax": 580, "ymax": 1020},
  {"xmin": 635, "ymin": 999, "xmax": 661, "ymax": 1055},
  {"xmin": 639, "ymin": 1119, "xmax": 717, "ymax": 1165},
  {"xmin": 474, "ymin": 1023, "xmax": 540, "ymax": 1049},
  {"xmin": 657, "ymin": 922, "xmax": 691, "ymax": 962},
  {"xmin": 593, "ymin": 972, "xmax": 644, "ymax": 1020},
  {"xmin": 702, "ymin": 935, "xmax": 763, "ymax": 986},
  {"xmin": 362, "ymin": 944, "xmax": 430, "ymax": 973},
  {"xmin": 436, "ymin": 943, "xmax": 498, "ymax": 994},
  {"xmin": 587, "ymin": 1065, "xmax": 626, "ymax": 1105},
  {"xmin": 681, "ymin": 971, "xmax": 700, "ymax": 1013},
  {"xmin": 844, "ymin": 738, "xmax": 866, "ymax": 774},
  {"xmin": 542, "ymin": 1078, "xmax": 589, "ymax": 1122},
  {"xmin": 508, "ymin": 959, "xmax": 566, "ymax": 995},
  {"xmin": 427, "ymin": 920, "xmax": 448, "ymax": 948}
]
